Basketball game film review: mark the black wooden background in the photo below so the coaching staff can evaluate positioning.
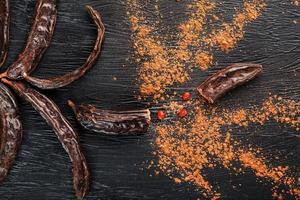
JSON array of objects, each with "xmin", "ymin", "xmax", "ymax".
[{"xmin": 0, "ymin": 0, "xmax": 299, "ymax": 199}]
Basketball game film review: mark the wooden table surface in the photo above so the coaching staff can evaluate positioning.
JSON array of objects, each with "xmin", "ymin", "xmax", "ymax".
[{"xmin": 0, "ymin": 0, "xmax": 299, "ymax": 199}]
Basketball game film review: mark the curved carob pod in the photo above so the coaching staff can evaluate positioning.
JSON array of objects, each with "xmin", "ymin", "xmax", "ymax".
[
  {"xmin": 0, "ymin": 0, "xmax": 9, "ymax": 67},
  {"xmin": 24, "ymin": 6, "xmax": 105, "ymax": 89},
  {"xmin": 6, "ymin": 0, "xmax": 57, "ymax": 80},
  {"xmin": 0, "ymin": 83, "xmax": 22, "ymax": 183},
  {"xmin": 1, "ymin": 79, "xmax": 89, "ymax": 199},
  {"xmin": 68, "ymin": 100, "xmax": 151, "ymax": 136},
  {"xmin": 197, "ymin": 63, "xmax": 263, "ymax": 104}
]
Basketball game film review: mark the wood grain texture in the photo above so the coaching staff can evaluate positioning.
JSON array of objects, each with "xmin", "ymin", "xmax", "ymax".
[{"xmin": 0, "ymin": 0, "xmax": 299, "ymax": 199}]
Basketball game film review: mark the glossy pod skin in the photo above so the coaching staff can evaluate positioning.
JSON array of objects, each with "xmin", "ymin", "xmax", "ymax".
[
  {"xmin": 0, "ymin": 0, "xmax": 9, "ymax": 67},
  {"xmin": 68, "ymin": 100, "xmax": 151, "ymax": 136},
  {"xmin": 197, "ymin": 63, "xmax": 263, "ymax": 104},
  {"xmin": 24, "ymin": 6, "xmax": 105, "ymax": 89},
  {"xmin": 1, "ymin": 79, "xmax": 89, "ymax": 200},
  {"xmin": 0, "ymin": 83, "xmax": 22, "ymax": 183},
  {"xmin": 6, "ymin": 0, "xmax": 57, "ymax": 80}
]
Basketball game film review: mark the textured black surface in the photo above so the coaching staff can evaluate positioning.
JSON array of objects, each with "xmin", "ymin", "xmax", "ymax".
[{"xmin": 0, "ymin": 0, "xmax": 299, "ymax": 199}]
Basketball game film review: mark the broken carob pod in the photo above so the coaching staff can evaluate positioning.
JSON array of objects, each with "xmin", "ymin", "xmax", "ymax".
[
  {"xmin": 197, "ymin": 63, "xmax": 262, "ymax": 104},
  {"xmin": 6, "ymin": 0, "xmax": 57, "ymax": 80},
  {"xmin": 24, "ymin": 6, "xmax": 105, "ymax": 89},
  {"xmin": 1, "ymin": 79, "xmax": 89, "ymax": 199},
  {"xmin": 0, "ymin": 0, "xmax": 9, "ymax": 67},
  {"xmin": 68, "ymin": 100, "xmax": 151, "ymax": 136},
  {"xmin": 0, "ymin": 83, "xmax": 22, "ymax": 183}
]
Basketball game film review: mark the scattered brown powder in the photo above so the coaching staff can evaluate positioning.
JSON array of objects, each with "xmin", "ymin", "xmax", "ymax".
[
  {"xmin": 220, "ymin": 96, "xmax": 300, "ymax": 131},
  {"xmin": 172, "ymin": 49, "xmax": 192, "ymax": 62},
  {"xmin": 252, "ymin": 96, "xmax": 300, "ymax": 130},
  {"xmin": 238, "ymin": 150, "xmax": 288, "ymax": 182},
  {"xmin": 237, "ymin": 150, "xmax": 300, "ymax": 199},
  {"xmin": 205, "ymin": 0, "xmax": 266, "ymax": 52},
  {"xmin": 174, "ymin": 0, "xmax": 216, "ymax": 71},
  {"xmin": 177, "ymin": 0, "xmax": 216, "ymax": 51},
  {"xmin": 194, "ymin": 51, "xmax": 214, "ymax": 71},
  {"xmin": 154, "ymin": 95, "xmax": 300, "ymax": 199},
  {"xmin": 127, "ymin": 1, "xmax": 189, "ymax": 99}
]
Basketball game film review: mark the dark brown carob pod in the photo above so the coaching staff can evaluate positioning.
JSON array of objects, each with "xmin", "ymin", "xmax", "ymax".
[
  {"xmin": 24, "ymin": 6, "xmax": 105, "ymax": 89},
  {"xmin": 2, "ymin": 79, "xmax": 89, "ymax": 199},
  {"xmin": 68, "ymin": 100, "xmax": 151, "ymax": 136},
  {"xmin": 6, "ymin": 0, "xmax": 57, "ymax": 80},
  {"xmin": 0, "ymin": 83, "xmax": 22, "ymax": 183},
  {"xmin": 0, "ymin": 0, "xmax": 9, "ymax": 67},
  {"xmin": 197, "ymin": 63, "xmax": 263, "ymax": 104}
]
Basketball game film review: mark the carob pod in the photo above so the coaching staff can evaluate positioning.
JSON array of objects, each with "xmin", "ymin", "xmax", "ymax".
[
  {"xmin": 24, "ymin": 6, "xmax": 105, "ymax": 89},
  {"xmin": 0, "ymin": 83, "xmax": 22, "ymax": 183},
  {"xmin": 2, "ymin": 79, "xmax": 89, "ymax": 199},
  {"xmin": 6, "ymin": 0, "xmax": 57, "ymax": 80},
  {"xmin": 197, "ymin": 63, "xmax": 263, "ymax": 104},
  {"xmin": 0, "ymin": 0, "xmax": 9, "ymax": 67},
  {"xmin": 68, "ymin": 100, "xmax": 151, "ymax": 136}
]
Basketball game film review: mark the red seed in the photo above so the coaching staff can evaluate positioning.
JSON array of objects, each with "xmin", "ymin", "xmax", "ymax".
[
  {"xmin": 182, "ymin": 92, "xmax": 191, "ymax": 101},
  {"xmin": 157, "ymin": 110, "xmax": 165, "ymax": 120},
  {"xmin": 178, "ymin": 108, "xmax": 187, "ymax": 118}
]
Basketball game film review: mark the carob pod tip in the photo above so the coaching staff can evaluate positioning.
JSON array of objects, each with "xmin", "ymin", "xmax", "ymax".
[{"xmin": 6, "ymin": 0, "xmax": 57, "ymax": 80}]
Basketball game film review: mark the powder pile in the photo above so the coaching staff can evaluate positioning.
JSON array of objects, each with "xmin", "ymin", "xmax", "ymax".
[
  {"xmin": 173, "ymin": 0, "xmax": 216, "ymax": 66},
  {"xmin": 222, "ymin": 95, "xmax": 300, "ymax": 131},
  {"xmin": 127, "ymin": 0, "xmax": 189, "ymax": 99},
  {"xmin": 127, "ymin": 0, "xmax": 266, "ymax": 99},
  {"xmin": 172, "ymin": 0, "xmax": 217, "ymax": 71},
  {"xmin": 154, "ymin": 95, "xmax": 300, "ymax": 199}
]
